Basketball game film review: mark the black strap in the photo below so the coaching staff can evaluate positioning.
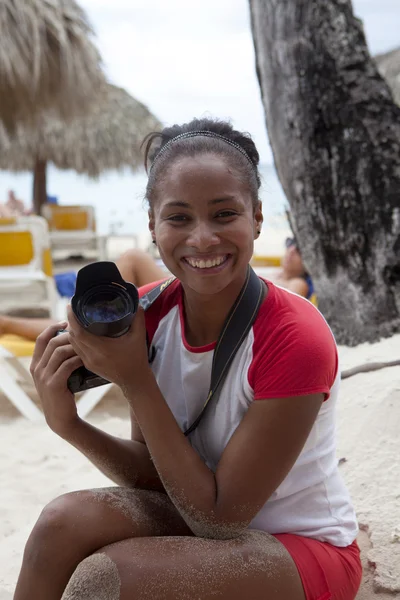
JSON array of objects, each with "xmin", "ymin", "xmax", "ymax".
[
  {"xmin": 140, "ymin": 267, "xmax": 265, "ymax": 436},
  {"xmin": 139, "ymin": 276, "xmax": 176, "ymax": 311}
]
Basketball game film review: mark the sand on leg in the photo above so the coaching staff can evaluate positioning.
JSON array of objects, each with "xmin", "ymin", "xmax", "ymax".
[
  {"xmin": 62, "ymin": 531, "xmax": 306, "ymax": 600},
  {"xmin": 14, "ymin": 487, "xmax": 192, "ymax": 600}
]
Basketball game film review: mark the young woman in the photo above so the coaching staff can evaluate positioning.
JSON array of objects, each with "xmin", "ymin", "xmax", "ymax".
[{"xmin": 15, "ymin": 119, "xmax": 362, "ymax": 600}]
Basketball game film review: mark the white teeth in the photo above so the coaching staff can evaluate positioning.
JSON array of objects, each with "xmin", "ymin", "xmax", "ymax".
[{"xmin": 186, "ymin": 256, "xmax": 227, "ymax": 269}]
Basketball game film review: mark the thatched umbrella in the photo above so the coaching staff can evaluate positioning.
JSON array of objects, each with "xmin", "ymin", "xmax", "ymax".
[
  {"xmin": 374, "ymin": 47, "xmax": 400, "ymax": 106},
  {"xmin": 0, "ymin": 0, "xmax": 105, "ymax": 133},
  {"xmin": 0, "ymin": 84, "xmax": 162, "ymax": 213}
]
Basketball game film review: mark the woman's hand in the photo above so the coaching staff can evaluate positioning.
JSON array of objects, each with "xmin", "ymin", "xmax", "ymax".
[
  {"xmin": 30, "ymin": 323, "xmax": 84, "ymax": 435},
  {"xmin": 66, "ymin": 305, "xmax": 152, "ymax": 392}
]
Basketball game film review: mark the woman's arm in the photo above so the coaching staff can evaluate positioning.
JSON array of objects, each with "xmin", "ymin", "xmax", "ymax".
[
  {"xmin": 62, "ymin": 250, "xmax": 165, "ymax": 489},
  {"xmin": 0, "ymin": 315, "xmax": 55, "ymax": 341},
  {"xmin": 116, "ymin": 248, "xmax": 165, "ymax": 287},
  {"xmin": 124, "ymin": 372, "xmax": 323, "ymax": 539},
  {"xmin": 282, "ymin": 277, "xmax": 309, "ymax": 298},
  {"xmin": 59, "ymin": 414, "xmax": 166, "ymax": 491},
  {"xmin": 30, "ymin": 322, "xmax": 165, "ymax": 491}
]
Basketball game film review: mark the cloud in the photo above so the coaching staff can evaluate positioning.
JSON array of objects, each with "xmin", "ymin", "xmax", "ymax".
[
  {"xmin": 79, "ymin": 0, "xmax": 272, "ymax": 159},
  {"xmin": 79, "ymin": 0, "xmax": 399, "ymax": 163}
]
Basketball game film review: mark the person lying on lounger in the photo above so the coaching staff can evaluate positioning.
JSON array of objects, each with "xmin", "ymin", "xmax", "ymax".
[{"xmin": 272, "ymin": 237, "xmax": 315, "ymax": 301}]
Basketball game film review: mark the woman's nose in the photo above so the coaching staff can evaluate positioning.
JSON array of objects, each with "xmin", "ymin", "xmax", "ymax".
[{"xmin": 186, "ymin": 222, "xmax": 220, "ymax": 250}]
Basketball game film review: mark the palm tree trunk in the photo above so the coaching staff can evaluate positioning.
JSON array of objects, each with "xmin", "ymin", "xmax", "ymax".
[
  {"xmin": 32, "ymin": 158, "xmax": 47, "ymax": 215},
  {"xmin": 249, "ymin": 0, "xmax": 400, "ymax": 346}
]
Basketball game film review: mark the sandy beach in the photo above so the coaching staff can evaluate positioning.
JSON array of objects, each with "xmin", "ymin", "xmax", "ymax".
[{"xmin": 0, "ymin": 333, "xmax": 399, "ymax": 599}]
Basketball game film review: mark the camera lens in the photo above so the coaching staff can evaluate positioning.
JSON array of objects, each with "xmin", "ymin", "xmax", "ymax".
[
  {"xmin": 71, "ymin": 262, "xmax": 139, "ymax": 341},
  {"xmin": 82, "ymin": 289, "xmax": 130, "ymax": 324},
  {"xmin": 76, "ymin": 284, "xmax": 135, "ymax": 330}
]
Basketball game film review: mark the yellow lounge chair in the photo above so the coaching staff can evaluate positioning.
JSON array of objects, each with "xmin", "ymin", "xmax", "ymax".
[
  {"xmin": 41, "ymin": 204, "xmax": 102, "ymax": 260},
  {"xmin": 0, "ymin": 216, "xmax": 57, "ymax": 318}
]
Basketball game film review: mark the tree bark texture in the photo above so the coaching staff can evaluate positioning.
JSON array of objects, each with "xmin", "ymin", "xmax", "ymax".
[
  {"xmin": 32, "ymin": 158, "xmax": 47, "ymax": 215},
  {"xmin": 249, "ymin": 0, "xmax": 400, "ymax": 345}
]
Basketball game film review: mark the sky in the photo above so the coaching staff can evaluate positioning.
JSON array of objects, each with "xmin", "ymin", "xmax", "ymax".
[
  {"xmin": 0, "ymin": 0, "xmax": 399, "ymax": 231},
  {"xmin": 78, "ymin": 0, "xmax": 400, "ymax": 161}
]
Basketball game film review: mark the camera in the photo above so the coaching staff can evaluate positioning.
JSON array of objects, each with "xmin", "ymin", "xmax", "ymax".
[{"xmin": 58, "ymin": 261, "xmax": 139, "ymax": 394}]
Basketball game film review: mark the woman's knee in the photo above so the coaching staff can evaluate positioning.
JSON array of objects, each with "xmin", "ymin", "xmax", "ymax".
[
  {"xmin": 23, "ymin": 491, "xmax": 94, "ymax": 569},
  {"xmin": 62, "ymin": 553, "xmax": 121, "ymax": 600},
  {"xmin": 22, "ymin": 487, "xmax": 183, "ymax": 571}
]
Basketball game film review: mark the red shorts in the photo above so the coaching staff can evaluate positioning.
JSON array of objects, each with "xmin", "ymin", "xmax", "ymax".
[{"xmin": 273, "ymin": 534, "xmax": 362, "ymax": 600}]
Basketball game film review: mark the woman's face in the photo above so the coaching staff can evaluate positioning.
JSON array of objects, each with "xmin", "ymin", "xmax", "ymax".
[
  {"xmin": 149, "ymin": 154, "xmax": 263, "ymax": 296},
  {"xmin": 282, "ymin": 245, "xmax": 305, "ymax": 277}
]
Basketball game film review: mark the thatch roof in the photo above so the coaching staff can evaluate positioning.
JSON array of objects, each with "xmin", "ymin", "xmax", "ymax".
[
  {"xmin": 374, "ymin": 47, "xmax": 400, "ymax": 106},
  {"xmin": 0, "ymin": 0, "xmax": 105, "ymax": 133},
  {"xmin": 0, "ymin": 84, "xmax": 162, "ymax": 176}
]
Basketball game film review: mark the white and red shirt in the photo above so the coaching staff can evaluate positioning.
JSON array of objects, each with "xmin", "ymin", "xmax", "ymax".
[{"xmin": 140, "ymin": 278, "xmax": 358, "ymax": 547}]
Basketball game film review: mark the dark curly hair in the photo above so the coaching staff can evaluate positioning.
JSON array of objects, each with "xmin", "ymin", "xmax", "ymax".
[{"xmin": 142, "ymin": 117, "xmax": 261, "ymax": 208}]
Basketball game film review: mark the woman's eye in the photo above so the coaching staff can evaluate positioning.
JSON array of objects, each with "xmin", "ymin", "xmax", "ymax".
[
  {"xmin": 167, "ymin": 215, "xmax": 188, "ymax": 222},
  {"xmin": 216, "ymin": 211, "xmax": 237, "ymax": 218}
]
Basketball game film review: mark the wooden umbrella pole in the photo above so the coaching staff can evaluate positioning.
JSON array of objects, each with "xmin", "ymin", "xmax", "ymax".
[{"xmin": 33, "ymin": 158, "xmax": 47, "ymax": 215}]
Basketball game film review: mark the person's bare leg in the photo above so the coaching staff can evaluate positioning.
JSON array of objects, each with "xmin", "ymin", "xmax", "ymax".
[
  {"xmin": 116, "ymin": 249, "xmax": 166, "ymax": 288},
  {"xmin": 0, "ymin": 315, "xmax": 56, "ymax": 341},
  {"xmin": 63, "ymin": 531, "xmax": 306, "ymax": 600},
  {"xmin": 14, "ymin": 487, "xmax": 191, "ymax": 600}
]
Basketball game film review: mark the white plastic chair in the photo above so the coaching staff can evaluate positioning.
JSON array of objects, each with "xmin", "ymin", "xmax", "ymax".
[
  {"xmin": 0, "ymin": 339, "xmax": 43, "ymax": 421},
  {"xmin": 0, "ymin": 216, "xmax": 58, "ymax": 318},
  {"xmin": 0, "ymin": 334, "xmax": 113, "ymax": 421},
  {"xmin": 41, "ymin": 204, "xmax": 103, "ymax": 260}
]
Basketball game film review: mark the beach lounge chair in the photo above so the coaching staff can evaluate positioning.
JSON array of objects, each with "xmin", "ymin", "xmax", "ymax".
[
  {"xmin": 0, "ymin": 335, "xmax": 43, "ymax": 421},
  {"xmin": 0, "ymin": 334, "xmax": 113, "ymax": 421},
  {"xmin": 41, "ymin": 204, "xmax": 102, "ymax": 260},
  {"xmin": 0, "ymin": 216, "xmax": 58, "ymax": 318}
]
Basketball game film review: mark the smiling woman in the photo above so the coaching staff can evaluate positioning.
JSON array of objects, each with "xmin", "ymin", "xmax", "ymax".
[
  {"xmin": 143, "ymin": 122, "xmax": 263, "ymax": 318},
  {"xmin": 15, "ymin": 118, "xmax": 361, "ymax": 600}
]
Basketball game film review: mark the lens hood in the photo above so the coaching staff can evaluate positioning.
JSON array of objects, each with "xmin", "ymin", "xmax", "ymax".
[{"xmin": 71, "ymin": 261, "xmax": 139, "ymax": 337}]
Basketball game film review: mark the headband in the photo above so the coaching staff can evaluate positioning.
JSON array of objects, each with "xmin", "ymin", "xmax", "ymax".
[{"xmin": 149, "ymin": 130, "xmax": 256, "ymax": 172}]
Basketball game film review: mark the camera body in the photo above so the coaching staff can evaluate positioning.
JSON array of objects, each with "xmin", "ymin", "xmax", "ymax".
[{"xmin": 61, "ymin": 261, "xmax": 139, "ymax": 394}]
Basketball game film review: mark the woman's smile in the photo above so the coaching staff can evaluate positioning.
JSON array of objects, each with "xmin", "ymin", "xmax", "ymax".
[{"xmin": 181, "ymin": 253, "xmax": 232, "ymax": 273}]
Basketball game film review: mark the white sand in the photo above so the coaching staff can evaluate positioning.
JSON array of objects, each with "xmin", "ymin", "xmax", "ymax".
[{"xmin": 0, "ymin": 334, "xmax": 399, "ymax": 598}]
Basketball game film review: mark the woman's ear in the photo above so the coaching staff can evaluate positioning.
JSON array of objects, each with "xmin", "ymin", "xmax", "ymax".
[
  {"xmin": 254, "ymin": 201, "xmax": 263, "ymax": 238},
  {"xmin": 148, "ymin": 209, "xmax": 156, "ymax": 243}
]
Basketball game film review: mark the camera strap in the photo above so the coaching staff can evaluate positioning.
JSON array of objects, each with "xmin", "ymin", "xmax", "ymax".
[
  {"xmin": 139, "ymin": 276, "xmax": 177, "ymax": 311},
  {"xmin": 140, "ymin": 266, "xmax": 265, "ymax": 436}
]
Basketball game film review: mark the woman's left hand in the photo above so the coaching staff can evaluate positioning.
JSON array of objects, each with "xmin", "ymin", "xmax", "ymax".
[{"xmin": 66, "ymin": 304, "xmax": 152, "ymax": 390}]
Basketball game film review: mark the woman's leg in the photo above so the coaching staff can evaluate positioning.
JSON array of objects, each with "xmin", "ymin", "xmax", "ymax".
[
  {"xmin": 14, "ymin": 487, "xmax": 191, "ymax": 600},
  {"xmin": 0, "ymin": 315, "xmax": 55, "ymax": 341},
  {"xmin": 63, "ymin": 531, "xmax": 306, "ymax": 600},
  {"xmin": 116, "ymin": 249, "xmax": 166, "ymax": 288}
]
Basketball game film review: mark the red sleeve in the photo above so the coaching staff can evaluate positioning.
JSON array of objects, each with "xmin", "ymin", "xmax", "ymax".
[
  {"xmin": 248, "ymin": 285, "xmax": 338, "ymax": 401},
  {"xmin": 139, "ymin": 278, "xmax": 181, "ymax": 346}
]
